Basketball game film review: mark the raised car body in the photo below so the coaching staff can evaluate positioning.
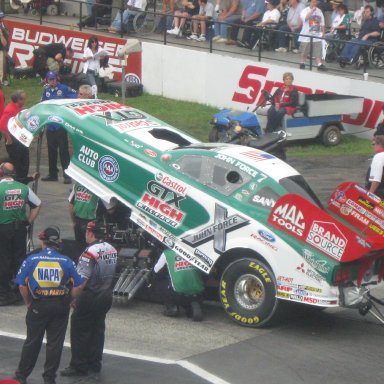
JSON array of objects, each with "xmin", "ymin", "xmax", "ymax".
[{"xmin": 9, "ymin": 99, "xmax": 384, "ymax": 327}]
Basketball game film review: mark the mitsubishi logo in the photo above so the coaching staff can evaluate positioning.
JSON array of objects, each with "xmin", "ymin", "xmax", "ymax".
[{"xmin": 182, "ymin": 204, "xmax": 249, "ymax": 253}]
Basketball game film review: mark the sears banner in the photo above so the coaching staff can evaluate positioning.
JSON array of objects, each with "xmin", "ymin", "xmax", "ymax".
[{"xmin": 4, "ymin": 19, "xmax": 141, "ymax": 81}]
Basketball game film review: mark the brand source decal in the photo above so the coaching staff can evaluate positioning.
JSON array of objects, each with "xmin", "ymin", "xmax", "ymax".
[
  {"xmin": 306, "ymin": 221, "xmax": 347, "ymax": 261},
  {"xmin": 98, "ymin": 155, "xmax": 120, "ymax": 182}
]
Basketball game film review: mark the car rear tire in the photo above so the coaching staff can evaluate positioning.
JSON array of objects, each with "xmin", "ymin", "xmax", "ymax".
[
  {"xmin": 321, "ymin": 125, "xmax": 341, "ymax": 146},
  {"xmin": 219, "ymin": 258, "xmax": 279, "ymax": 327}
]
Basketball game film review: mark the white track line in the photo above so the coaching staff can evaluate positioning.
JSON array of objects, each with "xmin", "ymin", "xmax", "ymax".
[{"xmin": 0, "ymin": 330, "xmax": 231, "ymax": 384}]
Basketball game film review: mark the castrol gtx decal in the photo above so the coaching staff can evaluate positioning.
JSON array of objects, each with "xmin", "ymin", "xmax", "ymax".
[
  {"xmin": 182, "ymin": 204, "xmax": 249, "ymax": 253},
  {"xmin": 268, "ymin": 194, "xmax": 372, "ymax": 263},
  {"xmin": 136, "ymin": 180, "xmax": 186, "ymax": 228}
]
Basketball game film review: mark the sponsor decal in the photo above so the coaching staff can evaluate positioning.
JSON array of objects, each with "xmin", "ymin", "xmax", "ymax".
[
  {"xmin": 306, "ymin": 221, "xmax": 347, "ymax": 261},
  {"xmin": 257, "ymin": 229, "xmax": 275, "ymax": 242},
  {"xmin": 98, "ymin": 155, "xmax": 120, "ymax": 182},
  {"xmin": 136, "ymin": 181, "xmax": 186, "ymax": 228},
  {"xmin": 270, "ymin": 203, "xmax": 305, "ymax": 236},
  {"xmin": 350, "ymin": 210, "xmax": 370, "ymax": 226},
  {"xmin": 296, "ymin": 262, "xmax": 324, "ymax": 284},
  {"xmin": 67, "ymin": 100, "xmax": 128, "ymax": 116},
  {"xmin": 357, "ymin": 197, "xmax": 374, "ymax": 210},
  {"xmin": 214, "ymin": 153, "xmax": 259, "ymax": 178},
  {"xmin": 249, "ymin": 183, "xmax": 258, "ymax": 191},
  {"xmin": 19, "ymin": 133, "xmax": 28, "ymax": 144},
  {"xmin": 47, "ymin": 115, "xmax": 64, "ymax": 124},
  {"xmin": 248, "ymin": 187, "xmax": 279, "ymax": 208},
  {"xmin": 335, "ymin": 190, "xmax": 346, "ymax": 203},
  {"xmin": 277, "ymin": 275, "xmax": 294, "ymax": 284},
  {"xmin": 277, "ymin": 291, "xmax": 290, "ymax": 298},
  {"xmin": 130, "ymin": 140, "xmax": 143, "ymax": 149},
  {"xmin": 111, "ymin": 119, "xmax": 161, "ymax": 133},
  {"xmin": 27, "ymin": 116, "xmax": 40, "ymax": 131},
  {"xmin": 144, "ymin": 149, "xmax": 157, "ymax": 158},
  {"xmin": 174, "ymin": 255, "xmax": 194, "ymax": 271},
  {"xmin": 173, "ymin": 244, "xmax": 209, "ymax": 272},
  {"xmin": 33, "ymin": 261, "xmax": 63, "ymax": 288},
  {"xmin": 144, "ymin": 224, "xmax": 164, "ymax": 242},
  {"xmin": 182, "ymin": 204, "xmax": 249, "ymax": 253},
  {"xmin": 368, "ymin": 191, "xmax": 382, "ymax": 203},
  {"xmin": 277, "ymin": 285, "xmax": 292, "ymax": 292},
  {"xmin": 340, "ymin": 205, "xmax": 352, "ymax": 215},
  {"xmin": 234, "ymin": 193, "xmax": 243, "ymax": 201},
  {"xmin": 302, "ymin": 249, "xmax": 330, "ymax": 274},
  {"xmin": 294, "ymin": 288, "xmax": 308, "ymax": 296},
  {"xmin": 194, "ymin": 248, "xmax": 214, "ymax": 267},
  {"xmin": 125, "ymin": 73, "xmax": 141, "ymax": 84},
  {"xmin": 156, "ymin": 173, "xmax": 188, "ymax": 196},
  {"xmin": 164, "ymin": 237, "xmax": 175, "ymax": 248},
  {"xmin": 356, "ymin": 236, "xmax": 371, "ymax": 248},
  {"xmin": 78, "ymin": 145, "xmax": 99, "ymax": 168}
]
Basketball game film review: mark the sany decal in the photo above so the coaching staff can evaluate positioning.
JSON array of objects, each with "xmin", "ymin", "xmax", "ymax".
[
  {"xmin": 182, "ymin": 204, "xmax": 249, "ymax": 253},
  {"xmin": 231, "ymin": 64, "xmax": 383, "ymax": 130},
  {"xmin": 136, "ymin": 180, "xmax": 186, "ymax": 228},
  {"xmin": 268, "ymin": 194, "xmax": 377, "ymax": 263}
]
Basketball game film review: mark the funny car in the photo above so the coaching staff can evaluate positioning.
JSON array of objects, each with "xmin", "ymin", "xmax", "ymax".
[{"xmin": 9, "ymin": 99, "xmax": 384, "ymax": 327}]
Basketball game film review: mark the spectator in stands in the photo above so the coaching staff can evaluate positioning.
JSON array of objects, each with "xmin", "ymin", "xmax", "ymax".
[
  {"xmin": 328, "ymin": 2, "xmax": 350, "ymax": 37},
  {"xmin": 339, "ymin": 4, "xmax": 380, "ymax": 65},
  {"xmin": 0, "ymin": 12, "xmax": 9, "ymax": 86},
  {"xmin": 156, "ymin": 0, "xmax": 176, "ymax": 32},
  {"xmin": 212, "ymin": 0, "xmax": 242, "ymax": 43},
  {"xmin": 33, "ymin": 44, "xmax": 74, "ymax": 79},
  {"xmin": 82, "ymin": 36, "xmax": 107, "ymax": 98},
  {"xmin": 108, "ymin": 0, "xmax": 146, "ymax": 33},
  {"xmin": 298, "ymin": 0, "xmax": 327, "ymax": 71},
  {"xmin": 167, "ymin": 0, "xmax": 200, "ymax": 35},
  {"xmin": 78, "ymin": 0, "xmax": 113, "ymax": 28},
  {"xmin": 239, "ymin": 0, "xmax": 280, "ymax": 49},
  {"xmin": 275, "ymin": 0, "xmax": 305, "ymax": 53},
  {"xmin": 226, "ymin": 0, "xmax": 265, "ymax": 46},
  {"xmin": 187, "ymin": 0, "xmax": 215, "ymax": 41}
]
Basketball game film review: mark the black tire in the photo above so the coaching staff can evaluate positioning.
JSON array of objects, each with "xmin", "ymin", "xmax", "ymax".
[
  {"xmin": 220, "ymin": 258, "xmax": 279, "ymax": 327},
  {"xmin": 321, "ymin": 124, "xmax": 341, "ymax": 146},
  {"xmin": 208, "ymin": 126, "xmax": 219, "ymax": 142},
  {"xmin": 133, "ymin": 12, "xmax": 158, "ymax": 35},
  {"xmin": 368, "ymin": 42, "xmax": 384, "ymax": 68}
]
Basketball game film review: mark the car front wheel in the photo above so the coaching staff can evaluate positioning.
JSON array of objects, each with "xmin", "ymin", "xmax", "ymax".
[{"xmin": 220, "ymin": 258, "xmax": 279, "ymax": 327}]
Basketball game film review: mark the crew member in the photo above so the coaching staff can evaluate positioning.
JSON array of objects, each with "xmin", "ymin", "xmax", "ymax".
[
  {"xmin": 68, "ymin": 182, "xmax": 101, "ymax": 252},
  {"xmin": 266, "ymin": 72, "xmax": 298, "ymax": 133},
  {"xmin": 40, "ymin": 71, "xmax": 77, "ymax": 184},
  {"xmin": 0, "ymin": 12, "xmax": 8, "ymax": 85},
  {"xmin": 0, "ymin": 162, "xmax": 41, "ymax": 306},
  {"xmin": 78, "ymin": 84, "xmax": 93, "ymax": 99},
  {"xmin": 33, "ymin": 43, "xmax": 74, "ymax": 79},
  {"xmin": 61, "ymin": 220, "xmax": 117, "ymax": 377},
  {"xmin": 0, "ymin": 90, "xmax": 29, "ymax": 181},
  {"xmin": 14, "ymin": 226, "xmax": 84, "ymax": 384},
  {"xmin": 154, "ymin": 249, "xmax": 204, "ymax": 321},
  {"xmin": 366, "ymin": 135, "xmax": 384, "ymax": 198}
]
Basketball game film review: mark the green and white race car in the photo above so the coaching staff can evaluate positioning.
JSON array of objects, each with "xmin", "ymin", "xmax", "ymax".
[{"xmin": 9, "ymin": 99, "xmax": 384, "ymax": 327}]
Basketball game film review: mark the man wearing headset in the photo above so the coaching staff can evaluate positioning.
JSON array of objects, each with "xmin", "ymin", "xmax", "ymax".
[{"xmin": 0, "ymin": 162, "xmax": 41, "ymax": 306}]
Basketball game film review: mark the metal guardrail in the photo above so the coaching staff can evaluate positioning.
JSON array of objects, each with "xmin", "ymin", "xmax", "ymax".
[{"xmin": 5, "ymin": 0, "xmax": 384, "ymax": 81}]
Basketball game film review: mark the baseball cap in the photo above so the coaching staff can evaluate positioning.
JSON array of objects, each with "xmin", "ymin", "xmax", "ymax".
[
  {"xmin": 86, "ymin": 220, "xmax": 107, "ymax": 238},
  {"xmin": 46, "ymin": 71, "xmax": 58, "ymax": 80},
  {"xmin": 38, "ymin": 226, "xmax": 61, "ymax": 246},
  {"xmin": 0, "ymin": 12, "xmax": 4, "ymax": 19}
]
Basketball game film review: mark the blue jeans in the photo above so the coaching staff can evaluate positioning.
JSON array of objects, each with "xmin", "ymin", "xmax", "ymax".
[
  {"xmin": 277, "ymin": 24, "xmax": 301, "ymax": 49},
  {"xmin": 340, "ymin": 38, "xmax": 375, "ymax": 62},
  {"xmin": 266, "ymin": 106, "xmax": 287, "ymax": 132},
  {"xmin": 214, "ymin": 15, "xmax": 239, "ymax": 38},
  {"xmin": 111, "ymin": 9, "xmax": 138, "ymax": 31}
]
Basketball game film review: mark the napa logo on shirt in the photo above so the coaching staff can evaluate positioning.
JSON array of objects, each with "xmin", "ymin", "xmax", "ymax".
[{"xmin": 33, "ymin": 261, "xmax": 63, "ymax": 288}]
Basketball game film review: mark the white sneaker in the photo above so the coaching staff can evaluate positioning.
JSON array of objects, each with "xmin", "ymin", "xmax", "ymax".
[
  {"xmin": 212, "ymin": 35, "xmax": 222, "ymax": 41},
  {"xmin": 197, "ymin": 34, "xmax": 206, "ymax": 42},
  {"xmin": 187, "ymin": 33, "xmax": 198, "ymax": 40},
  {"xmin": 275, "ymin": 47, "xmax": 287, "ymax": 53},
  {"xmin": 292, "ymin": 48, "xmax": 299, "ymax": 54},
  {"xmin": 167, "ymin": 28, "xmax": 179, "ymax": 35}
]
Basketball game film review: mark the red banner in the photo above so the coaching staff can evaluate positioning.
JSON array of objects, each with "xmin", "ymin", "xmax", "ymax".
[{"xmin": 4, "ymin": 19, "xmax": 141, "ymax": 81}]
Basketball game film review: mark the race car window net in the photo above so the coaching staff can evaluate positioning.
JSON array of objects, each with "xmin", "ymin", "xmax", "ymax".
[
  {"xmin": 173, "ymin": 155, "xmax": 251, "ymax": 196},
  {"xmin": 279, "ymin": 175, "xmax": 324, "ymax": 209}
]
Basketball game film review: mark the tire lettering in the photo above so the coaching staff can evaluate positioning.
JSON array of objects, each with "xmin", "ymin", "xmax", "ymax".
[{"xmin": 248, "ymin": 262, "xmax": 272, "ymax": 283}]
